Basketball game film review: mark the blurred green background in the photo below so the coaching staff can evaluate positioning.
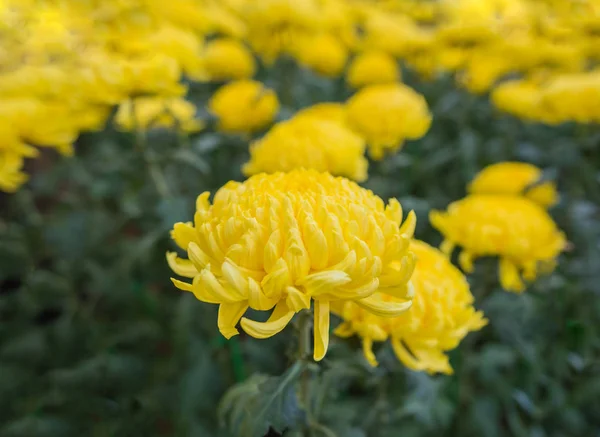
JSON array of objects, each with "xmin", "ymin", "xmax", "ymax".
[{"xmin": 1, "ymin": 69, "xmax": 599, "ymax": 437}]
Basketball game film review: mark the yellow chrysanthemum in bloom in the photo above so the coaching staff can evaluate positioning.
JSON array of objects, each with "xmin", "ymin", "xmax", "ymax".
[
  {"xmin": 243, "ymin": 117, "xmax": 368, "ymax": 181},
  {"xmin": 293, "ymin": 103, "xmax": 347, "ymax": 125},
  {"xmin": 201, "ymin": 38, "xmax": 256, "ymax": 81},
  {"xmin": 115, "ymin": 97, "xmax": 203, "ymax": 133},
  {"xmin": 540, "ymin": 70, "xmax": 600, "ymax": 124},
  {"xmin": 292, "ymin": 33, "xmax": 348, "ymax": 77},
  {"xmin": 167, "ymin": 169, "xmax": 417, "ymax": 361},
  {"xmin": 490, "ymin": 79, "xmax": 553, "ymax": 124},
  {"xmin": 208, "ymin": 80, "xmax": 279, "ymax": 134},
  {"xmin": 468, "ymin": 162, "xmax": 559, "ymax": 208},
  {"xmin": 430, "ymin": 195, "xmax": 566, "ymax": 293},
  {"xmin": 333, "ymin": 240, "xmax": 487, "ymax": 373},
  {"xmin": 345, "ymin": 84, "xmax": 431, "ymax": 159},
  {"xmin": 346, "ymin": 51, "xmax": 401, "ymax": 88}
]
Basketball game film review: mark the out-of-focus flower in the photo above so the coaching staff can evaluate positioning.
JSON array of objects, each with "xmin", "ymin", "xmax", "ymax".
[
  {"xmin": 346, "ymin": 51, "xmax": 401, "ymax": 88},
  {"xmin": 243, "ymin": 0, "xmax": 321, "ymax": 64},
  {"xmin": 540, "ymin": 70, "xmax": 600, "ymax": 124},
  {"xmin": 292, "ymin": 33, "xmax": 348, "ymax": 77},
  {"xmin": 430, "ymin": 195, "xmax": 566, "ymax": 292},
  {"xmin": 115, "ymin": 97, "xmax": 203, "ymax": 133},
  {"xmin": 243, "ymin": 117, "xmax": 368, "ymax": 181},
  {"xmin": 333, "ymin": 239, "xmax": 487, "ymax": 373},
  {"xmin": 468, "ymin": 162, "xmax": 559, "ymax": 208},
  {"xmin": 294, "ymin": 103, "xmax": 347, "ymax": 125},
  {"xmin": 345, "ymin": 84, "xmax": 431, "ymax": 159},
  {"xmin": 201, "ymin": 38, "xmax": 256, "ymax": 81},
  {"xmin": 167, "ymin": 169, "xmax": 417, "ymax": 361},
  {"xmin": 491, "ymin": 79, "xmax": 552, "ymax": 123},
  {"xmin": 209, "ymin": 80, "xmax": 279, "ymax": 134}
]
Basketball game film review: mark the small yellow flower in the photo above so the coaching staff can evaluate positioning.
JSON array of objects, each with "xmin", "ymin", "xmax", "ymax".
[
  {"xmin": 333, "ymin": 240, "xmax": 487, "ymax": 373},
  {"xmin": 167, "ymin": 169, "xmax": 417, "ymax": 361},
  {"xmin": 345, "ymin": 84, "xmax": 431, "ymax": 159},
  {"xmin": 346, "ymin": 51, "xmax": 401, "ymax": 88},
  {"xmin": 430, "ymin": 195, "xmax": 566, "ymax": 293},
  {"xmin": 293, "ymin": 103, "xmax": 347, "ymax": 125},
  {"xmin": 201, "ymin": 38, "xmax": 256, "ymax": 81},
  {"xmin": 491, "ymin": 79, "xmax": 553, "ymax": 123},
  {"xmin": 292, "ymin": 33, "xmax": 348, "ymax": 77},
  {"xmin": 209, "ymin": 80, "xmax": 279, "ymax": 134},
  {"xmin": 468, "ymin": 162, "xmax": 559, "ymax": 208},
  {"xmin": 115, "ymin": 97, "xmax": 203, "ymax": 133},
  {"xmin": 243, "ymin": 116, "xmax": 368, "ymax": 181}
]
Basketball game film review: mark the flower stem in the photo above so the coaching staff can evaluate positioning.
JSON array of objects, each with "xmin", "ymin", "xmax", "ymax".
[{"xmin": 297, "ymin": 310, "xmax": 313, "ymax": 436}]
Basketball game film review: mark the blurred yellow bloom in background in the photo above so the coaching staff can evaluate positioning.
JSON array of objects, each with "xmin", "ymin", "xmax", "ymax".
[
  {"xmin": 469, "ymin": 162, "xmax": 559, "ymax": 208},
  {"xmin": 201, "ymin": 38, "xmax": 256, "ymax": 81},
  {"xmin": 115, "ymin": 97, "xmax": 203, "ymax": 133},
  {"xmin": 333, "ymin": 239, "xmax": 487, "ymax": 373},
  {"xmin": 345, "ymin": 84, "xmax": 431, "ymax": 159},
  {"xmin": 430, "ymin": 195, "xmax": 566, "ymax": 293},
  {"xmin": 346, "ymin": 51, "xmax": 401, "ymax": 88},
  {"xmin": 293, "ymin": 103, "xmax": 348, "ymax": 125},
  {"xmin": 208, "ymin": 80, "xmax": 279, "ymax": 134},
  {"xmin": 292, "ymin": 33, "xmax": 348, "ymax": 77},
  {"xmin": 167, "ymin": 169, "xmax": 417, "ymax": 361},
  {"xmin": 243, "ymin": 116, "xmax": 368, "ymax": 181}
]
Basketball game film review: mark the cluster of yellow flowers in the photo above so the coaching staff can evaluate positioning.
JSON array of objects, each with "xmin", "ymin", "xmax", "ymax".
[
  {"xmin": 431, "ymin": 162, "xmax": 566, "ymax": 293},
  {"xmin": 242, "ymin": 83, "xmax": 431, "ymax": 181}
]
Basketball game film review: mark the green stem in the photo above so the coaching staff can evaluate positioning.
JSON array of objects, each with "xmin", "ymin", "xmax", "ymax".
[{"xmin": 297, "ymin": 310, "xmax": 313, "ymax": 437}]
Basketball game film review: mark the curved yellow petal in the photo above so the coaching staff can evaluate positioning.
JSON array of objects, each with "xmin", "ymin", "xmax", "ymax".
[
  {"xmin": 218, "ymin": 302, "xmax": 249, "ymax": 339},
  {"xmin": 166, "ymin": 252, "xmax": 197, "ymax": 278},
  {"xmin": 356, "ymin": 294, "xmax": 412, "ymax": 317},
  {"xmin": 313, "ymin": 300, "xmax": 330, "ymax": 361},
  {"xmin": 240, "ymin": 302, "xmax": 295, "ymax": 339},
  {"xmin": 362, "ymin": 338, "xmax": 378, "ymax": 367},
  {"xmin": 399, "ymin": 210, "xmax": 416, "ymax": 238}
]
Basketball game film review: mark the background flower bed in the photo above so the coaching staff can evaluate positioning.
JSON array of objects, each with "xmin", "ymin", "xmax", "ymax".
[{"xmin": 1, "ymin": 65, "xmax": 599, "ymax": 436}]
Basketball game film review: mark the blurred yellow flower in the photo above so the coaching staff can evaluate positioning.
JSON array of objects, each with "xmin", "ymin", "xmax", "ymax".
[
  {"xmin": 243, "ymin": 116, "xmax": 368, "ymax": 181},
  {"xmin": 430, "ymin": 195, "xmax": 566, "ymax": 293},
  {"xmin": 345, "ymin": 84, "xmax": 431, "ymax": 159},
  {"xmin": 115, "ymin": 97, "xmax": 203, "ymax": 133},
  {"xmin": 201, "ymin": 38, "xmax": 256, "ymax": 81},
  {"xmin": 346, "ymin": 51, "xmax": 401, "ymax": 88},
  {"xmin": 293, "ymin": 103, "xmax": 347, "ymax": 125},
  {"xmin": 292, "ymin": 33, "xmax": 348, "ymax": 77},
  {"xmin": 209, "ymin": 80, "xmax": 279, "ymax": 134},
  {"xmin": 333, "ymin": 239, "xmax": 487, "ymax": 373},
  {"xmin": 167, "ymin": 169, "xmax": 417, "ymax": 361},
  {"xmin": 469, "ymin": 162, "xmax": 559, "ymax": 208}
]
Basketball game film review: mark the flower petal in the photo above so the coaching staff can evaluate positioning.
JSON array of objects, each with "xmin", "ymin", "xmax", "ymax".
[
  {"xmin": 313, "ymin": 300, "xmax": 330, "ymax": 361},
  {"xmin": 218, "ymin": 302, "xmax": 249, "ymax": 339}
]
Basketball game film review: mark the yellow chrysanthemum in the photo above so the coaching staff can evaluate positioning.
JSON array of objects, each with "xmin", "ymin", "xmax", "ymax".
[
  {"xmin": 208, "ymin": 80, "xmax": 279, "ymax": 134},
  {"xmin": 333, "ymin": 239, "xmax": 487, "ymax": 373},
  {"xmin": 201, "ymin": 38, "xmax": 256, "ymax": 81},
  {"xmin": 468, "ymin": 162, "xmax": 559, "ymax": 208},
  {"xmin": 345, "ymin": 84, "xmax": 431, "ymax": 159},
  {"xmin": 346, "ymin": 51, "xmax": 401, "ymax": 88},
  {"xmin": 115, "ymin": 97, "xmax": 203, "ymax": 133},
  {"xmin": 430, "ymin": 195, "xmax": 566, "ymax": 293},
  {"xmin": 167, "ymin": 169, "xmax": 417, "ymax": 361},
  {"xmin": 293, "ymin": 103, "xmax": 347, "ymax": 125},
  {"xmin": 292, "ymin": 33, "xmax": 348, "ymax": 77},
  {"xmin": 243, "ymin": 117, "xmax": 368, "ymax": 181}
]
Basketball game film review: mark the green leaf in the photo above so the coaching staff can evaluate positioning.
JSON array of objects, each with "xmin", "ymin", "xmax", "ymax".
[{"xmin": 218, "ymin": 361, "xmax": 306, "ymax": 437}]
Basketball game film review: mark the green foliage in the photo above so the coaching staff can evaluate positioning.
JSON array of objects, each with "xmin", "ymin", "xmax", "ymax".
[{"xmin": 1, "ymin": 66, "xmax": 600, "ymax": 436}]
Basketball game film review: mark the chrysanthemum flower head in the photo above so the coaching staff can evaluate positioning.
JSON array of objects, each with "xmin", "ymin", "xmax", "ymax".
[
  {"xmin": 468, "ymin": 162, "xmax": 559, "ymax": 208},
  {"xmin": 333, "ymin": 239, "xmax": 487, "ymax": 373},
  {"xmin": 208, "ymin": 80, "xmax": 279, "ymax": 134},
  {"xmin": 346, "ymin": 51, "xmax": 401, "ymax": 88},
  {"xmin": 243, "ymin": 116, "xmax": 368, "ymax": 181},
  {"xmin": 292, "ymin": 33, "xmax": 348, "ymax": 77},
  {"xmin": 430, "ymin": 195, "xmax": 566, "ymax": 293},
  {"xmin": 200, "ymin": 38, "xmax": 256, "ymax": 81},
  {"xmin": 115, "ymin": 97, "xmax": 203, "ymax": 133},
  {"xmin": 293, "ymin": 103, "xmax": 347, "ymax": 125},
  {"xmin": 345, "ymin": 84, "xmax": 431, "ymax": 159},
  {"xmin": 167, "ymin": 169, "xmax": 417, "ymax": 361}
]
